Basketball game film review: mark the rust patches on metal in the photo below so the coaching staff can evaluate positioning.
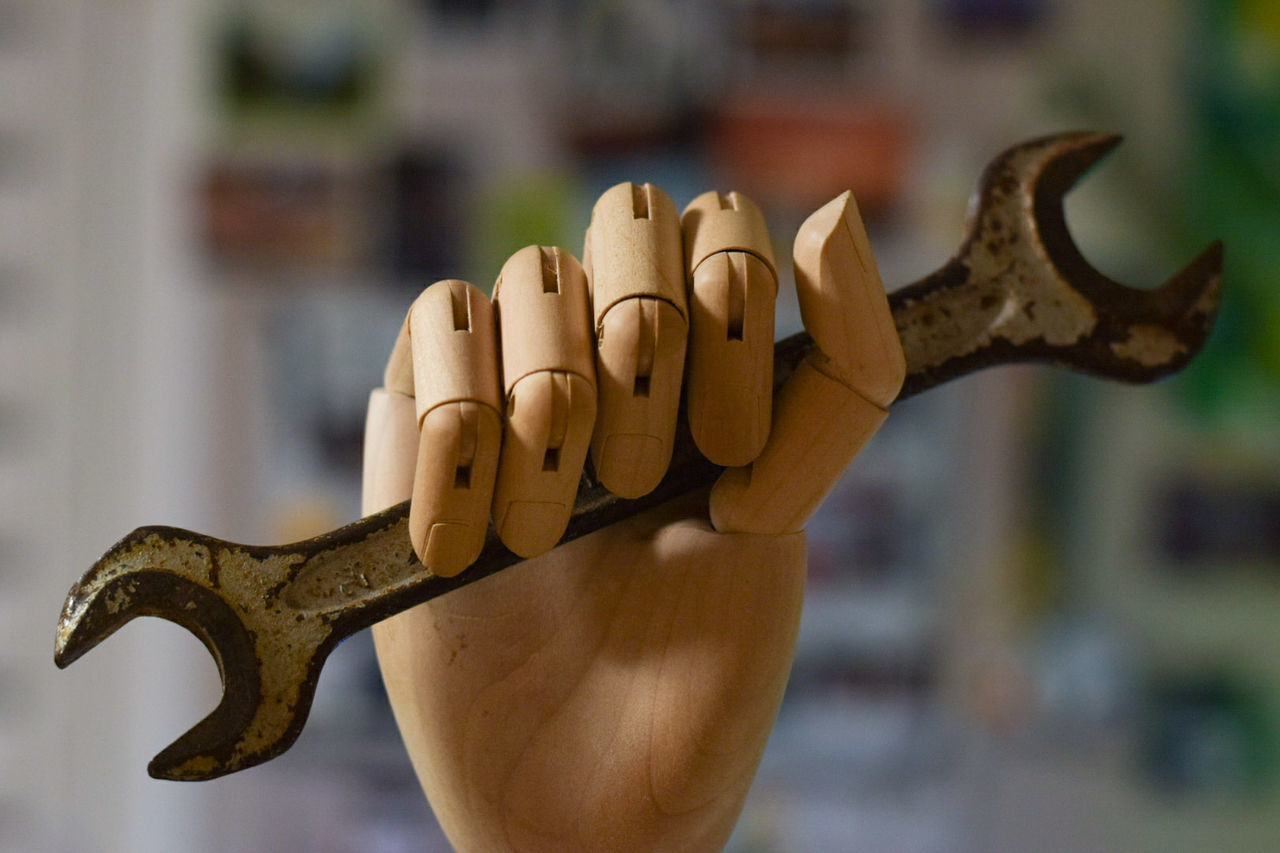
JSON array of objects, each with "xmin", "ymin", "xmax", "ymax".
[
  {"xmin": 892, "ymin": 132, "xmax": 1222, "ymax": 397},
  {"xmin": 283, "ymin": 513, "xmax": 420, "ymax": 612},
  {"xmin": 1110, "ymin": 323, "xmax": 1188, "ymax": 366}
]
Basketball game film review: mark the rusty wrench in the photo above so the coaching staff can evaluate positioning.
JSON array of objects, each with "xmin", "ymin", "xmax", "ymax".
[{"xmin": 54, "ymin": 132, "xmax": 1223, "ymax": 781}]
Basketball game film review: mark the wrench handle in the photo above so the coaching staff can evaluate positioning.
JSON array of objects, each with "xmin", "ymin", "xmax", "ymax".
[
  {"xmin": 278, "ymin": 333, "xmax": 809, "ymax": 633},
  {"xmin": 278, "ymin": 272, "xmax": 1004, "ymax": 638}
]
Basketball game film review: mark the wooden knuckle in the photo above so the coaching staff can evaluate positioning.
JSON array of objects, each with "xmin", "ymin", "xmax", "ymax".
[
  {"xmin": 492, "ymin": 246, "xmax": 595, "ymax": 392},
  {"xmin": 585, "ymin": 181, "xmax": 686, "ymax": 327},
  {"xmin": 406, "ymin": 279, "xmax": 501, "ymax": 425},
  {"xmin": 681, "ymin": 190, "xmax": 776, "ymax": 279}
]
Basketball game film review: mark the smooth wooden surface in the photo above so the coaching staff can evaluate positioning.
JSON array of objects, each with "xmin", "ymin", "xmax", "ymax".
[
  {"xmin": 792, "ymin": 191, "xmax": 905, "ymax": 407},
  {"xmin": 491, "ymin": 246, "xmax": 597, "ymax": 557},
  {"xmin": 365, "ymin": 184, "xmax": 905, "ymax": 851},
  {"xmin": 368, "ymin": 485, "xmax": 807, "ymax": 853},
  {"xmin": 590, "ymin": 296, "xmax": 687, "ymax": 498},
  {"xmin": 709, "ymin": 359, "xmax": 887, "ymax": 534},
  {"xmin": 362, "ymin": 389, "xmax": 417, "ymax": 517},
  {"xmin": 584, "ymin": 182, "xmax": 687, "ymax": 323},
  {"xmin": 411, "ymin": 401, "xmax": 502, "ymax": 576},
  {"xmin": 406, "ymin": 281, "xmax": 502, "ymax": 419},
  {"xmin": 681, "ymin": 191, "xmax": 778, "ymax": 467},
  {"xmin": 583, "ymin": 182, "xmax": 688, "ymax": 498},
  {"xmin": 681, "ymin": 190, "xmax": 776, "ymax": 276}
]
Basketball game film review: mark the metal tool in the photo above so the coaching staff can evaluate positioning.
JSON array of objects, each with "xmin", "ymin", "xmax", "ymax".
[{"xmin": 54, "ymin": 132, "xmax": 1223, "ymax": 781}]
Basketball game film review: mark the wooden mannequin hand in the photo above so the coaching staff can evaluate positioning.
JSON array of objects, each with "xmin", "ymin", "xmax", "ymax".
[{"xmin": 362, "ymin": 187, "xmax": 904, "ymax": 852}]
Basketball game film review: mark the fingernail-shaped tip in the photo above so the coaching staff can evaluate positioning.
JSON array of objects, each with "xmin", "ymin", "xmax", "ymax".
[
  {"xmin": 418, "ymin": 521, "xmax": 477, "ymax": 578},
  {"xmin": 689, "ymin": 398, "xmax": 768, "ymax": 468},
  {"xmin": 794, "ymin": 191, "xmax": 854, "ymax": 256},
  {"xmin": 497, "ymin": 501, "xmax": 568, "ymax": 558},
  {"xmin": 595, "ymin": 434, "xmax": 666, "ymax": 499},
  {"xmin": 708, "ymin": 466, "xmax": 755, "ymax": 533},
  {"xmin": 694, "ymin": 429, "xmax": 766, "ymax": 469}
]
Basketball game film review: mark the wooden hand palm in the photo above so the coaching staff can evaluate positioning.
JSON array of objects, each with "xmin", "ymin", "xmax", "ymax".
[{"xmin": 373, "ymin": 493, "xmax": 806, "ymax": 851}]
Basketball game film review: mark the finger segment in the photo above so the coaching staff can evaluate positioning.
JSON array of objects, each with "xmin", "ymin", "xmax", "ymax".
[
  {"xmin": 492, "ymin": 247, "xmax": 597, "ymax": 557},
  {"xmin": 413, "ymin": 401, "xmax": 502, "ymax": 575},
  {"xmin": 382, "ymin": 322, "xmax": 414, "ymax": 396},
  {"xmin": 682, "ymin": 190, "xmax": 776, "ymax": 277},
  {"xmin": 681, "ymin": 191, "xmax": 778, "ymax": 466},
  {"xmin": 793, "ymin": 191, "xmax": 905, "ymax": 406},
  {"xmin": 586, "ymin": 182, "xmax": 687, "ymax": 320},
  {"xmin": 585, "ymin": 182, "xmax": 688, "ymax": 498},
  {"xmin": 592, "ymin": 296, "xmax": 686, "ymax": 497},
  {"xmin": 709, "ymin": 361, "xmax": 887, "ymax": 534},
  {"xmin": 408, "ymin": 281, "xmax": 502, "ymax": 415}
]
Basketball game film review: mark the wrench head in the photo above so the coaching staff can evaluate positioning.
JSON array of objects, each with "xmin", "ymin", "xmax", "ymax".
[
  {"xmin": 55, "ymin": 526, "xmax": 328, "ymax": 780},
  {"xmin": 896, "ymin": 132, "xmax": 1223, "ymax": 394}
]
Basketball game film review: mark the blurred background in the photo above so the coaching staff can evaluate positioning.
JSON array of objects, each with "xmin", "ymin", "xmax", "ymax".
[{"xmin": 4, "ymin": 0, "xmax": 1279, "ymax": 850}]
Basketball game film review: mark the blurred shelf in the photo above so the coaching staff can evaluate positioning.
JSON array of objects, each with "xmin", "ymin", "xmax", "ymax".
[
  {"xmin": 733, "ymin": 781, "xmax": 961, "ymax": 853},
  {"xmin": 0, "ymin": 53, "xmax": 53, "ymax": 117},
  {"xmin": 767, "ymin": 692, "xmax": 949, "ymax": 786},
  {"xmin": 796, "ymin": 583, "xmax": 937, "ymax": 662}
]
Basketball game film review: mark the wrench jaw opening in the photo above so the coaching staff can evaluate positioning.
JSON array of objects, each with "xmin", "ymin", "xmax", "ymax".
[
  {"xmin": 54, "ymin": 526, "xmax": 324, "ymax": 781},
  {"xmin": 1024, "ymin": 132, "xmax": 1225, "ymax": 380},
  {"xmin": 893, "ymin": 132, "xmax": 1224, "ymax": 397},
  {"xmin": 54, "ymin": 527, "xmax": 229, "ymax": 669},
  {"xmin": 1059, "ymin": 239, "xmax": 1224, "ymax": 384}
]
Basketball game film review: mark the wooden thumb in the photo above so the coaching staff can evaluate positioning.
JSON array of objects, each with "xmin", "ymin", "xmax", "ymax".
[{"xmin": 709, "ymin": 192, "xmax": 905, "ymax": 535}]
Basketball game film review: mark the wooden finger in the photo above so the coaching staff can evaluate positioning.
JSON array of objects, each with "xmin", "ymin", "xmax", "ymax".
[
  {"xmin": 491, "ymin": 246, "xmax": 597, "ymax": 557},
  {"xmin": 710, "ymin": 192, "xmax": 904, "ymax": 535},
  {"xmin": 681, "ymin": 191, "xmax": 777, "ymax": 467},
  {"xmin": 382, "ymin": 321, "xmax": 414, "ymax": 397},
  {"xmin": 362, "ymin": 388, "xmax": 418, "ymax": 516},
  {"xmin": 584, "ymin": 182, "xmax": 688, "ymax": 498},
  {"xmin": 406, "ymin": 280, "xmax": 503, "ymax": 576}
]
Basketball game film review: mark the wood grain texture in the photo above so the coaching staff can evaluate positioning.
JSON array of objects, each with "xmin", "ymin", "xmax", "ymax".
[{"xmin": 370, "ymin": 492, "xmax": 806, "ymax": 853}]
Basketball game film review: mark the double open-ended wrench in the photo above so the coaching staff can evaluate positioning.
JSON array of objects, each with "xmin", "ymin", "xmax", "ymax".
[{"xmin": 55, "ymin": 132, "xmax": 1223, "ymax": 781}]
